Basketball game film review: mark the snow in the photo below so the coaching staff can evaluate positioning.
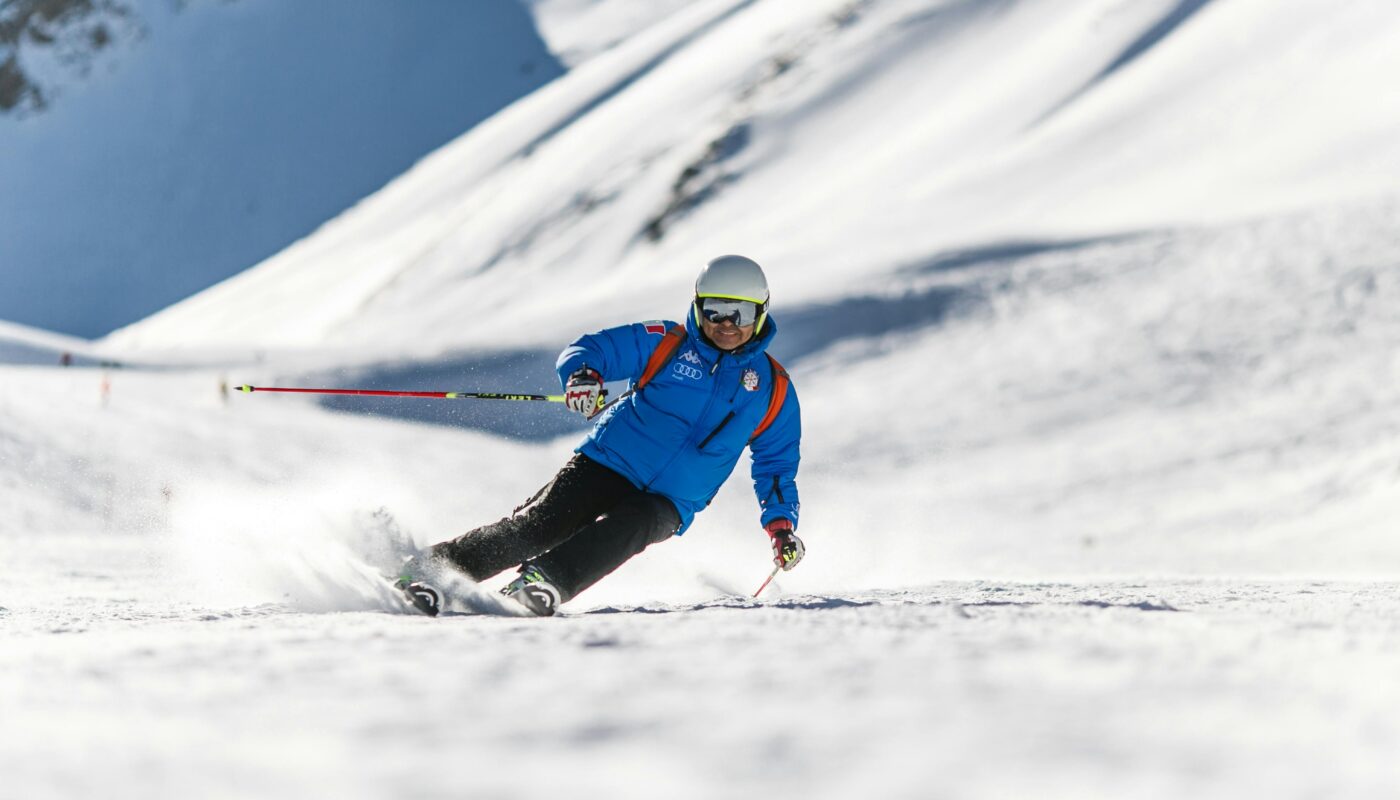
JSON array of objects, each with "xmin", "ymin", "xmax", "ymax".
[
  {"xmin": 7, "ymin": 541, "xmax": 1400, "ymax": 798},
  {"xmin": 100, "ymin": 0, "xmax": 1400, "ymax": 353},
  {"xmin": 0, "ymin": 0, "xmax": 562, "ymax": 338},
  {"xmin": 523, "ymin": 0, "xmax": 698, "ymax": 66},
  {"xmin": 4, "ymin": 0, "xmax": 1400, "ymax": 796},
  {"xmin": 0, "ymin": 319, "xmax": 101, "ymax": 366}
]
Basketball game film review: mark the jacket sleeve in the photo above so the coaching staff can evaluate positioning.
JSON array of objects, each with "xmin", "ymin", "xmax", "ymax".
[
  {"xmin": 556, "ymin": 321, "xmax": 678, "ymax": 388},
  {"xmin": 749, "ymin": 379, "xmax": 801, "ymax": 530}
]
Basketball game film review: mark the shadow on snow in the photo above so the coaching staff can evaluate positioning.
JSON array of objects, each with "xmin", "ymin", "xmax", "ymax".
[{"xmin": 307, "ymin": 236, "xmax": 1134, "ymax": 440}]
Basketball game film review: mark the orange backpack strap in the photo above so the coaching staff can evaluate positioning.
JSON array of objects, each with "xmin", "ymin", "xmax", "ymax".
[
  {"xmin": 636, "ymin": 325, "xmax": 688, "ymax": 390},
  {"xmin": 634, "ymin": 328, "xmax": 789, "ymax": 441},
  {"xmin": 750, "ymin": 354, "xmax": 790, "ymax": 442}
]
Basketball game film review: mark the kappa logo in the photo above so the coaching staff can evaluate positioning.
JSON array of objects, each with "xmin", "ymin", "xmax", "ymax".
[
  {"xmin": 742, "ymin": 368, "xmax": 760, "ymax": 391},
  {"xmin": 679, "ymin": 349, "xmax": 704, "ymax": 366},
  {"xmin": 672, "ymin": 363, "xmax": 704, "ymax": 381}
]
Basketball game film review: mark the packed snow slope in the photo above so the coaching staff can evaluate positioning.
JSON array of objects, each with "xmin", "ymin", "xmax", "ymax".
[
  {"xmin": 0, "ymin": 0, "xmax": 562, "ymax": 338},
  {"xmin": 7, "ymin": 553, "xmax": 1400, "ymax": 800},
  {"xmin": 3, "ymin": 353, "xmax": 1400, "ymax": 798}
]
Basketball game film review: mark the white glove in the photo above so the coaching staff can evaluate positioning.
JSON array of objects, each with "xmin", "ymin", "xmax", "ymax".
[{"xmin": 564, "ymin": 367, "xmax": 604, "ymax": 417}]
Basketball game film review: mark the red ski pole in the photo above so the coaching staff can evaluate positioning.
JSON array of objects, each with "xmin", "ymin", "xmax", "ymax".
[
  {"xmin": 236, "ymin": 384, "xmax": 605, "ymax": 406},
  {"xmin": 753, "ymin": 564, "xmax": 782, "ymax": 598}
]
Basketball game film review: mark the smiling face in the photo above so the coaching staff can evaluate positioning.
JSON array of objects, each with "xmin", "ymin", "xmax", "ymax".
[{"xmin": 700, "ymin": 315, "xmax": 756, "ymax": 351}]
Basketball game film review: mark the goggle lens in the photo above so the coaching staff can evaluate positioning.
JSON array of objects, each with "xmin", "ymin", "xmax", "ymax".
[{"xmin": 697, "ymin": 297, "xmax": 761, "ymax": 327}]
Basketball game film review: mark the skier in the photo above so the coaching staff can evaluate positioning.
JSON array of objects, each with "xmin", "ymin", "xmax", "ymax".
[{"xmin": 398, "ymin": 254, "xmax": 804, "ymax": 616}]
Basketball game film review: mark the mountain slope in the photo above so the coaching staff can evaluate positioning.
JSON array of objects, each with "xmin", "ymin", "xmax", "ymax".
[
  {"xmin": 6, "ymin": 0, "xmax": 1398, "ymax": 573},
  {"xmin": 0, "ymin": 0, "xmax": 562, "ymax": 338},
  {"xmin": 104, "ymin": 0, "xmax": 1400, "ymax": 356}
]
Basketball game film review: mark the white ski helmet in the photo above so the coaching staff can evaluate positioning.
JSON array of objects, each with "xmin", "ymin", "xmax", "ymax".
[{"xmin": 694, "ymin": 254, "xmax": 770, "ymax": 332}]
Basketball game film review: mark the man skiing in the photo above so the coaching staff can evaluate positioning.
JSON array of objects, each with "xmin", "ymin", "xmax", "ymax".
[{"xmin": 398, "ymin": 254, "xmax": 803, "ymax": 616}]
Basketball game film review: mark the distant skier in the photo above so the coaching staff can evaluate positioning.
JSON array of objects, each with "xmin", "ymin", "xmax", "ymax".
[{"xmin": 398, "ymin": 255, "xmax": 803, "ymax": 616}]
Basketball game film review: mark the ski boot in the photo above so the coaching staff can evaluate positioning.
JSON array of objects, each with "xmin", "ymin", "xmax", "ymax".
[
  {"xmin": 395, "ymin": 554, "xmax": 446, "ymax": 617},
  {"xmin": 500, "ymin": 563, "xmax": 562, "ymax": 617}
]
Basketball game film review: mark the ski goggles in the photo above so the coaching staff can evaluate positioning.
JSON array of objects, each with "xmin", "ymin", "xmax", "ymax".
[{"xmin": 695, "ymin": 297, "xmax": 764, "ymax": 327}]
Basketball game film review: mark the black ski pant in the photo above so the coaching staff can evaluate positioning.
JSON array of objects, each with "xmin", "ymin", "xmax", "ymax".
[{"xmin": 427, "ymin": 453, "xmax": 681, "ymax": 603}]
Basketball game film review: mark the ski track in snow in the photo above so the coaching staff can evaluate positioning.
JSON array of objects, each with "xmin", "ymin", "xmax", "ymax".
[{"xmin": 4, "ymin": 532, "xmax": 1400, "ymax": 799}]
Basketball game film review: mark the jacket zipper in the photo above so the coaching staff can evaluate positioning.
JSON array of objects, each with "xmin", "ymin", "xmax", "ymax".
[
  {"xmin": 641, "ymin": 344, "xmax": 726, "ymax": 489},
  {"xmin": 698, "ymin": 412, "xmax": 735, "ymax": 449}
]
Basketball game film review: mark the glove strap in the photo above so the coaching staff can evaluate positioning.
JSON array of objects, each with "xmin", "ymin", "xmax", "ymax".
[
  {"xmin": 569, "ymin": 366, "xmax": 603, "ymax": 385},
  {"xmin": 765, "ymin": 518, "xmax": 794, "ymax": 537}
]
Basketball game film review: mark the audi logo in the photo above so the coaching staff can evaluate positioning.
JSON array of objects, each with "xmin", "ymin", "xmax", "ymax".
[{"xmin": 672, "ymin": 363, "xmax": 704, "ymax": 380}]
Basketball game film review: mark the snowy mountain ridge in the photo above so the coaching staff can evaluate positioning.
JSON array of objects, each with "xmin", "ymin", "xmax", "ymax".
[
  {"xmin": 0, "ymin": 0, "xmax": 562, "ymax": 338},
  {"xmin": 103, "ymin": 0, "xmax": 1400, "ymax": 358}
]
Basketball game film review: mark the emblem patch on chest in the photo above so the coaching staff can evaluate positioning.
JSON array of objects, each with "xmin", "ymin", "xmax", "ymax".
[{"xmin": 742, "ymin": 368, "xmax": 761, "ymax": 392}]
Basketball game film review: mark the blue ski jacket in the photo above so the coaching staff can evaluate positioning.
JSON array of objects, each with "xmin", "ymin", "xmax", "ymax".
[{"xmin": 555, "ymin": 312, "xmax": 801, "ymax": 534}]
